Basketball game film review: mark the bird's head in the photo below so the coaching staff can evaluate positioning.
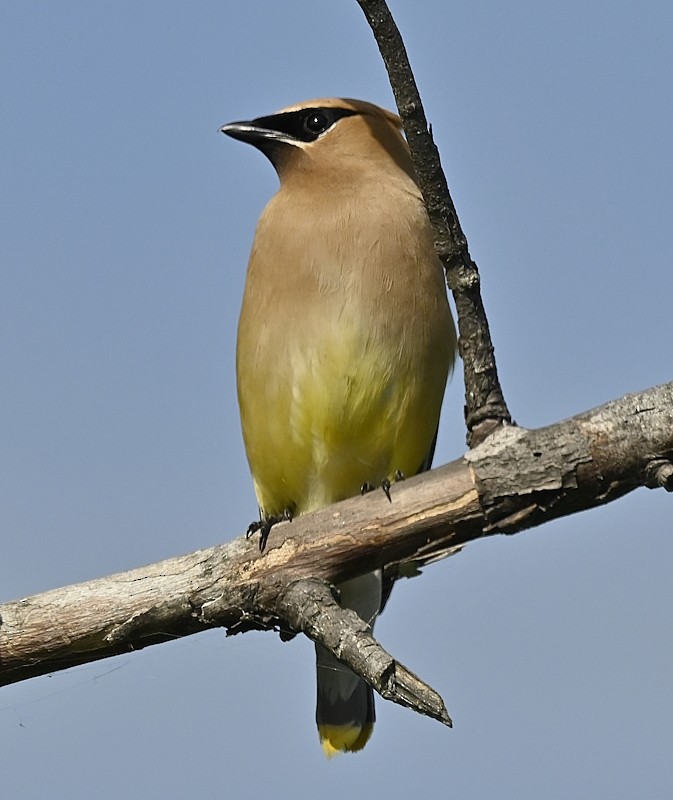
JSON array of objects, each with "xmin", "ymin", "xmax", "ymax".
[{"xmin": 220, "ymin": 98, "xmax": 416, "ymax": 186}]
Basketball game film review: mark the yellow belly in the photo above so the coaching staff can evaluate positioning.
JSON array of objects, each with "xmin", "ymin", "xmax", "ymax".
[{"xmin": 238, "ymin": 315, "xmax": 452, "ymax": 517}]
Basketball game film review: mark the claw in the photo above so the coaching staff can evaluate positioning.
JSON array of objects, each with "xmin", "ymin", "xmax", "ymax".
[
  {"xmin": 361, "ymin": 478, "xmax": 394, "ymax": 502},
  {"xmin": 246, "ymin": 509, "xmax": 293, "ymax": 552}
]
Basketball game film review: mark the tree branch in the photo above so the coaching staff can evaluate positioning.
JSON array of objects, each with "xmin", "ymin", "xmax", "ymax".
[
  {"xmin": 356, "ymin": 0, "xmax": 511, "ymax": 444},
  {"xmin": 278, "ymin": 578, "xmax": 451, "ymax": 726},
  {"xmin": 2, "ymin": 382, "xmax": 671, "ymax": 718}
]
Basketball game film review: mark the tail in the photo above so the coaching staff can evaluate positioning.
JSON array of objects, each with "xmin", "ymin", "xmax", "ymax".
[{"xmin": 315, "ymin": 571, "xmax": 382, "ymax": 757}]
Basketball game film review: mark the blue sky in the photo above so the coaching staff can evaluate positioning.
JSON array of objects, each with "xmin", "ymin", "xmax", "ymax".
[{"xmin": 1, "ymin": 2, "xmax": 672, "ymax": 798}]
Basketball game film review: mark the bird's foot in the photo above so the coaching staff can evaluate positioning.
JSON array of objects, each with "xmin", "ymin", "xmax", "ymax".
[
  {"xmin": 360, "ymin": 473, "xmax": 405, "ymax": 503},
  {"xmin": 246, "ymin": 508, "xmax": 293, "ymax": 552}
]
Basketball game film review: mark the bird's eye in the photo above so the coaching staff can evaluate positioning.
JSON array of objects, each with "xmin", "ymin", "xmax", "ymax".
[{"xmin": 303, "ymin": 111, "xmax": 331, "ymax": 136}]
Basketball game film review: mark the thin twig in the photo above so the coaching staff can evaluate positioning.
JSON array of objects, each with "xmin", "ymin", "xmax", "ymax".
[{"xmin": 356, "ymin": 0, "xmax": 511, "ymax": 445}]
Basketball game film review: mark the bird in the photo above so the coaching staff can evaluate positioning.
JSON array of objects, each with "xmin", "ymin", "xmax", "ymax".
[{"xmin": 220, "ymin": 98, "xmax": 456, "ymax": 756}]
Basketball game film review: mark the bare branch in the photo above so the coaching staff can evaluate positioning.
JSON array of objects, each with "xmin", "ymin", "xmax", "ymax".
[
  {"xmin": 356, "ymin": 0, "xmax": 511, "ymax": 444},
  {"xmin": 278, "ymin": 578, "xmax": 451, "ymax": 726},
  {"xmin": 1, "ymin": 382, "xmax": 671, "ymax": 696}
]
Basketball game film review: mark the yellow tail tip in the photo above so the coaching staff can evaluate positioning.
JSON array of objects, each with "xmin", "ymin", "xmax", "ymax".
[{"xmin": 318, "ymin": 723, "xmax": 374, "ymax": 758}]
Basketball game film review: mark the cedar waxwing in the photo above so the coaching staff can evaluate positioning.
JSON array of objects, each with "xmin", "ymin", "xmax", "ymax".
[{"xmin": 221, "ymin": 98, "xmax": 456, "ymax": 756}]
